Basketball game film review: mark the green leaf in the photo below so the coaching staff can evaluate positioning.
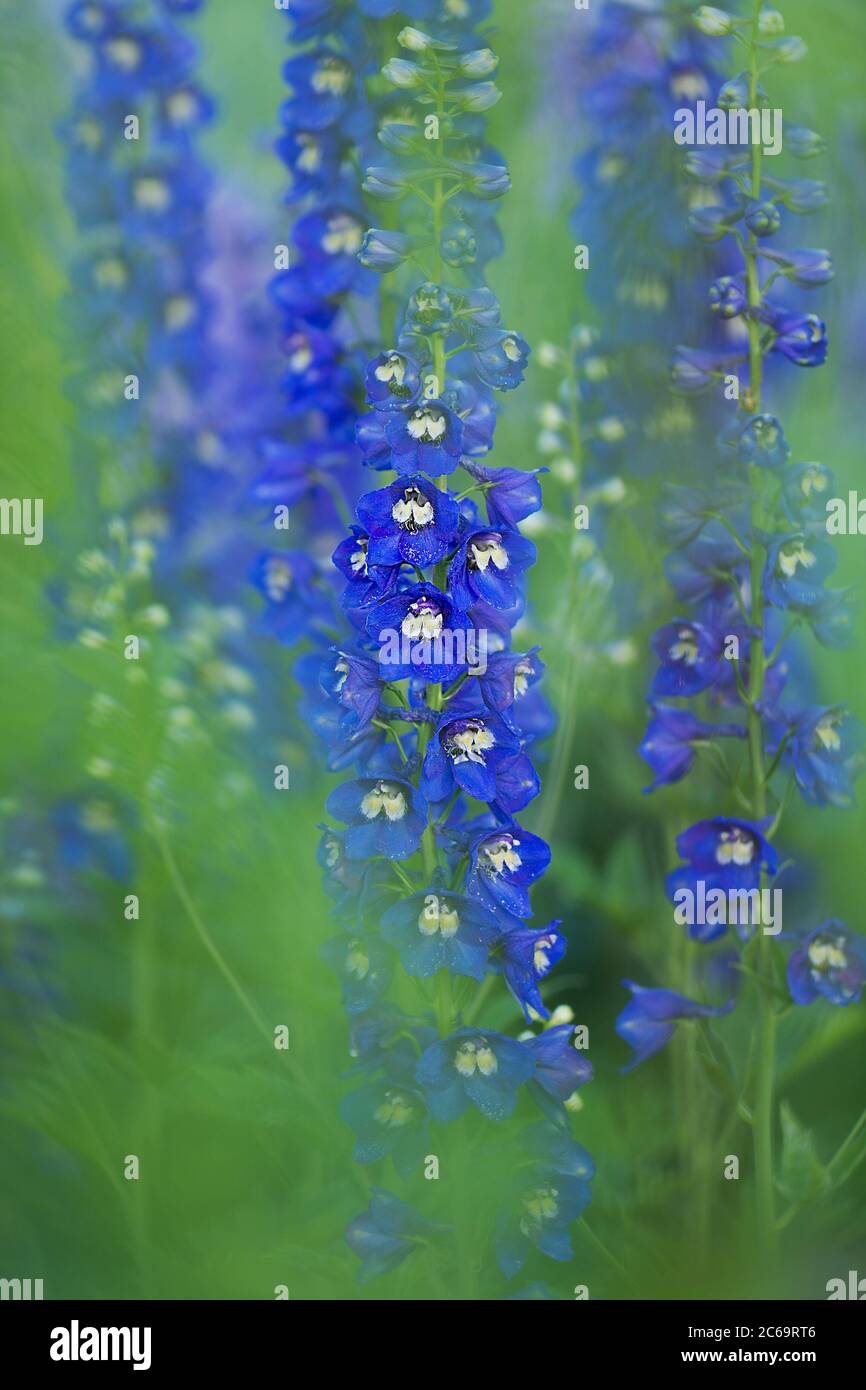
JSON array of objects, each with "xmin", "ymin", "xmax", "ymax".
[{"xmin": 777, "ymin": 1100, "xmax": 830, "ymax": 1204}]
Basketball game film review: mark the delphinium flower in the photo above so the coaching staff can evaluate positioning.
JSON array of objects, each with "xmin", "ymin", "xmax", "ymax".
[
  {"xmin": 304, "ymin": 18, "xmax": 594, "ymax": 1297},
  {"xmin": 254, "ymin": 0, "xmax": 393, "ymax": 559},
  {"xmin": 626, "ymin": 3, "xmax": 864, "ymax": 1260}
]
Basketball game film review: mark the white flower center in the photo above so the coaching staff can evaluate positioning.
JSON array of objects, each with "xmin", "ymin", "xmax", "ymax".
[
  {"xmin": 670, "ymin": 628, "xmax": 698, "ymax": 665},
  {"xmin": 469, "ymin": 535, "xmax": 509, "ymax": 573},
  {"xmin": 375, "ymin": 353, "xmax": 406, "ymax": 386},
  {"xmin": 716, "ymin": 829, "xmax": 755, "ymax": 866},
  {"xmin": 778, "ymin": 541, "xmax": 816, "ymax": 578},
  {"xmin": 322, "ymin": 214, "xmax": 362, "ymax": 256},
  {"xmin": 360, "ymin": 781, "xmax": 407, "ymax": 822},
  {"xmin": 418, "ymin": 894, "xmax": 460, "ymax": 939},
  {"xmin": 454, "ymin": 1039, "xmax": 498, "ymax": 1077},
  {"xmin": 392, "ymin": 487, "xmax": 434, "ymax": 532},
  {"xmin": 407, "ymin": 407, "xmax": 447, "ymax": 442},
  {"xmin": 446, "ymin": 720, "xmax": 496, "ymax": 765},
  {"xmin": 483, "ymin": 836, "xmax": 521, "ymax": 875},
  {"xmin": 312, "ymin": 59, "xmax": 352, "ymax": 96},
  {"xmin": 263, "ymin": 557, "xmax": 292, "ymax": 601},
  {"xmin": 104, "ymin": 38, "xmax": 141, "ymax": 70},
  {"xmin": 134, "ymin": 177, "xmax": 171, "ymax": 212},
  {"xmin": 401, "ymin": 603, "xmax": 443, "ymax": 640},
  {"xmin": 374, "ymin": 1092, "xmax": 414, "ymax": 1128}
]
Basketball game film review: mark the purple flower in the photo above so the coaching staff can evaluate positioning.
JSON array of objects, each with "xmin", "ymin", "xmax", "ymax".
[{"xmin": 325, "ymin": 776, "xmax": 427, "ymax": 861}]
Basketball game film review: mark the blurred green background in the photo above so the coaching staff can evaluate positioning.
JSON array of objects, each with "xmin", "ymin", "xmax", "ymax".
[{"xmin": 1, "ymin": 0, "xmax": 864, "ymax": 1300}]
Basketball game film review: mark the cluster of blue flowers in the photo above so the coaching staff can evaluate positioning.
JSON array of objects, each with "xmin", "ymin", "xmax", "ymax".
[
  {"xmin": 624, "ymin": 1, "xmax": 863, "ymax": 1245},
  {"xmin": 272, "ymin": 15, "xmax": 596, "ymax": 1291},
  {"xmin": 56, "ymin": 2, "xmax": 284, "ymax": 864}
]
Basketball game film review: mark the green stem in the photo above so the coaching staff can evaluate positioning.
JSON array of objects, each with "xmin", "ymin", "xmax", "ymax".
[{"xmin": 744, "ymin": 1, "xmax": 776, "ymax": 1262}]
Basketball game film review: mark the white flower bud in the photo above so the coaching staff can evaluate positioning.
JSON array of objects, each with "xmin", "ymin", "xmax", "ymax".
[{"xmin": 692, "ymin": 5, "xmax": 734, "ymax": 36}]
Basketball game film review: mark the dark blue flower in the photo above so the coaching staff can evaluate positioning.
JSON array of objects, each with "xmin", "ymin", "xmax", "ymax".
[
  {"xmin": 524, "ymin": 1024, "xmax": 593, "ymax": 1118},
  {"xmin": 471, "ymin": 329, "xmax": 531, "ymax": 390},
  {"xmin": 477, "ymin": 646, "xmax": 545, "ymax": 715},
  {"xmin": 461, "ymin": 460, "xmax": 544, "ymax": 528},
  {"xmin": 650, "ymin": 619, "xmax": 725, "ymax": 697},
  {"xmin": 365, "ymin": 349, "xmax": 423, "ymax": 411},
  {"xmin": 325, "ymin": 776, "xmax": 427, "ymax": 860},
  {"xmin": 616, "ymin": 980, "xmax": 734, "ymax": 1070},
  {"xmin": 640, "ymin": 704, "xmax": 746, "ymax": 791},
  {"xmin": 447, "ymin": 526, "xmax": 535, "ymax": 612},
  {"xmin": 666, "ymin": 817, "xmax": 778, "ymax": 941},
  {"xmin": 319, "ymin": 649, "xmax": 382, "ymax": 734},
  {"xmin": 421, "ymin": 709, "xmax": 537, "ymax": 812},
  {"xmin": 499, "ymin": 921, "xmax": 566, "ymax": 1020},
  {"xmin": 736, "ymin": 413, "xmax": 790, "ymax": 469},
  {"xmin": 764, "ymin": 532, "xmax": 836, "ymax": 612},
  {"xmin": 356, "ymin": 476, "xmax": 459, "ymax": 568},
  {"xmin": 787, "ymin": 922, "xmax": 865, "ymax": 1007},
  {"xmin": 709, "ymin": 274, "xmax": 747, "ymax": 319},
  {"xmin": 769, "ymin": 310, "xmax": 828, "ymax": 368},
  {"xmin": 465, "ymin": 821, "xmax": 550, "ymax": 919},
  {"xmin": 384, "ymin": 398, "xmax": 464, "ymax": 476},
  {"xmin": 380, "ymin": 886, "xmax": 500, "ymax": 982},
  {"xmin": 345, "ymin": 1187, "xmax": 441, "ymax": 1283},
  {"xmin": 782, "ymin": 706, "xmax": 864, "ymax": 807},
  {"xmin": 495, "ymin": 1170, "xmax": 592, "ymax": 1279},
  {"xmin": 321, "ymin": 933, "xmax": 393, "ymax": 1014},
  {"xmin": 366, "ymin": 582, "xmax": 473, "ymax": 683},
  {"xmin": 415, "ymin": 1027, "xmax": 534, "ymax": 1121},
  {"xmin": 340, "ymin": 1082, "xmax": 428, "ymax": 1176}
]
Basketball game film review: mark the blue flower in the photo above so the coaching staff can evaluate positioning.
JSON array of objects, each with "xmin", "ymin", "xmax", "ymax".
[
  {"xmin": 345, "ymin": 1187, "xmax": 441, "ymax": 1283},
  {"xmin": 319, "ymin": 649, "xmax": 382, "ymax": 734},
  {"xmin": 744, "ymin": 200, "xmax": 781, "ymax": 237},
  {"xmin": 250, "ymin": 551, "xmax": 325, "ymax": 644},
  {"xmin": 365, "ymin": 349, "xmax": 423, "ymax": 411},
  {"xmin": 525, "ymin": 1024, "xmax": 593, "ymax": 1108},
  {"xmin": 471, "ymin": 329, "xmax": 531, "ymax": 390},
  {"xmin": 380, "ymin": 886, "xmax": 500, "ymax": 982},
  {"xmin": 340, "ymin": 1082, "xmax": 428, "ymax": 1176},
  {"xmin": 616, "ymin": 981, "xmax": 735, "ymax": 1070},
  {"xmin": 461, "ymin": 460, "xmax": 544, "ymax": 528},
  {"xmin": 787, "ymin": 922, "xmax": 865, "ymax": 1007},
  {"xmin": 447, "ymin": 526, "xmax": 535, "ymax": 612},
  {"xmin": 477, "ymin": 646, "xmax": 545, "ymax": 715},
  {"xmin": 321, "ymin": 933, "xmax": 393, "ymax": 1015},
  {"xmin": 356, "ymin": 475, "xmax": 459, "ymax": 568},
  {"xmin": 383, "ymin": 398, "xmax": 465, "ymax": 476},
  {"xmin": 495, "ymin": 1170, "xmax": 592, "ymax": 1279},
  {"xmin": 782, "ymin": 706, "xmax": 864, "ymax": 807},
  {"xmin": 650, "ymin": 619, "xmax": 725, "ymax": 697},
  {"xmin": 736, "ymin": 413, "xmax": 790, "ymax": 469},
  {"xmin": 781, "ymin": 462, "xmax": 834, "ymax": 528},
  {"xmin": 325, "ymin": 776, "xmax": 427, "ymax": 861},
  {"xmin": 415, "ymin": 1027, "xmax": 534, "ymax": 1121},
  {"xmin": 366, "ymin": 582, "xmax": 473, "ymax": 683},
  {"xmin": 666, "ymin": 818, "xmax": 778, "ymax": 941},
  {"xmin": 640, "ymin": 704, "xmax": 745, "ymax": 791},
  {"xmin": 465, "ymin": 821, "xmax": 550, "ymax": 919},
  {"xmin": 499, "ymin": 922, "xmax": 567, "ymax": 1021},
  {"xmin": 769, "ymin": 310, "xmax": 828, "ymax": 367},
  {"xmin": 421, "ymin": 708, "xmax": 538, "ymax": 813},
  {"xmin": 764, "ymin": 532, "xmax": 836, "ymax": 612}
]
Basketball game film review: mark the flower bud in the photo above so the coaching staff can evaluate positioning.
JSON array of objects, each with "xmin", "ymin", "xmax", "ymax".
[
  {"xmin": 776, "ymin": 36, "xmax": 808, "ymax": 63},
  {"xmin": 758, "ymin": 5, "xmax": 784, "ymax": 34},
  {"xmin": 382, "ymin": 58, "xmax": 421, "ymax": 89},
  {"xmin": 692, "ymin": 6, "xmax": 734, "ymax": 36},
  {"xmin": 397, "ymin": 26, "xmax": 432, "ymax": 52},
  {"xmin": 459, "ymin": 48, "xmax": 498, "ymax": 78}
]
